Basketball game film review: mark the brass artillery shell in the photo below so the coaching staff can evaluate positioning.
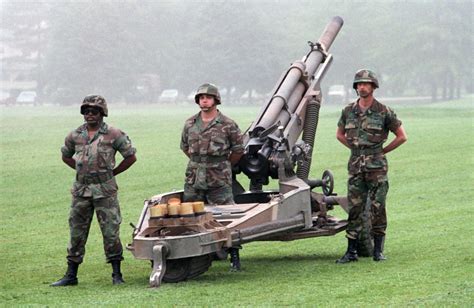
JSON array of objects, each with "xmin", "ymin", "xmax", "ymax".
[
  {"xmin": 168, "ymin": 197, "xmax": 181, "ymax": 206},
  {"xmin": 192, "ymin": 201, "xmax": 206, "ymax": 215},
  {"xmin": 167, "ymin": 203, "xmax": 180, "ymax": 218},
  {"xmin": 179, "ymin": 202, "xmax": 195, "ymax": 217},
  {"xmin": 158, "ymin": 203, "xmax": 168, "ymax": 215},
  {"xmin": 150, "ymin": 203, "xmax": 167, "ymax": 218}
]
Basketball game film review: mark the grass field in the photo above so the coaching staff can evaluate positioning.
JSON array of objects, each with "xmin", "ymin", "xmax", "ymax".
[{"xmin": 1, "ymin": 97, "xmax": 473, "ymax": 306}]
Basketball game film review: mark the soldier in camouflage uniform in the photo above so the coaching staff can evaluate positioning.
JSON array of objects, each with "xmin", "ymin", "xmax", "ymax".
[
  {"xmin": 51, "ymin": 95, "xmax": 137, "ymax": 286},
  {"xmin": 335, "ymin": 70, "xmax": 407, "ymax": 263},
  {"xmin": 181, "ymin": 83, "xmax": 244, "ymax": 271},
  {"xmin": 180, "ymin": 83, "xmax": 244, "ymax": 205}
]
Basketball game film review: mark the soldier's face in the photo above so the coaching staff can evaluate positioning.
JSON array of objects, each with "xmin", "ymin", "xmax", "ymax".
[
  {"xmin": 83, "ymin": 107, "xmax": 103, "ymax": 126},
  {"xmin": 199, "ymin": 94, "xmax": 217, "ymax": 112},
  {"xmin": 357, "ymin": 82, "xmax": 374, "ymax": 98}
]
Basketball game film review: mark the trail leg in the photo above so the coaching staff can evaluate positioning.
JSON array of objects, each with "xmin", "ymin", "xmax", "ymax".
[{"xmin": 149, "ymin": 244, "xmax": 168, "ymax": 288}]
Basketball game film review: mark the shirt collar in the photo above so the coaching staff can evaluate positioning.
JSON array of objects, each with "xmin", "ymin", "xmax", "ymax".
[
  {"xmin": 98, "ymin": 122, "xmax": 108, "ymax": 134},
  {"xmin": 76, "ymin": 121, "xmax": 108, "ymax": 134},
  {"xmin": 192, "ymin": 110, "xmax": 222, "ymax": 124},
  {"xmin": 353, "ymin": 99, "xmax": 381, "ymax": 115}
]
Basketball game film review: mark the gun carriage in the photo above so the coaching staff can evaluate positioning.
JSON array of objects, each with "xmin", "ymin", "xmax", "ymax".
[{"xmin": 127, "ymin": 16, "xmax": 349, "ymax": 287}]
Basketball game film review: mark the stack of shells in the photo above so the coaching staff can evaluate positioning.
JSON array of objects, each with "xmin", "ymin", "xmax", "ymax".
[{"xmin": 150, "ymin": 197, "xmax": 206, "ymax": 218}]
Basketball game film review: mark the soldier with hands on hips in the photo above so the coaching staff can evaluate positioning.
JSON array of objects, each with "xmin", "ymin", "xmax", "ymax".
[
  {"xmin": 51, "ymin": 95, "xmax": 137, "ymax": 286},
  {"xmin": 336, "ymin": 70, "xmax": 407, "ymax": 264}
]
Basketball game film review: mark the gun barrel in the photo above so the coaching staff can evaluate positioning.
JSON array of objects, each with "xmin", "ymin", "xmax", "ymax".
[
  {"xmin": 251, "ymin": 16, "xmax": 343, "ymax": 135},
  {"xmin": 318, "ymin": 16, "xmax": 344, "ymax": 52},
  {"xmin": 304, "ymin": 15, "xmax": 343, "ymax": 75},
  {"xmin": 240, "ymin": 16, "xmax": 343, "ymax": 189}
]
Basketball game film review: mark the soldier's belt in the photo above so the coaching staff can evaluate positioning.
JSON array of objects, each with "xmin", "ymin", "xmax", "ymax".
[
  {"xmin": 351, "ymin": 147, "xmax": 383, "ymax": 156},
  {"xmin": 77, "ymin": 172, "xmax": 114, "ymax": 184},
  {"xmin": 190, "ymin": 155, "xmax": 228, "ymax": 163}
]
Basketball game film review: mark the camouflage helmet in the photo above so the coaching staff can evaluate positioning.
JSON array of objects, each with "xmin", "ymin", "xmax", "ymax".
[
  {"xmin": 353, "ymin": 69, "xmax": 379, "ymax": 89},
  {"xmin": 80, "ymin": 94, "xmax": 108, "ymax": 117},
  {"xmin": 194, "ymin": 83, "xmax": 221, "ymax": 105}
]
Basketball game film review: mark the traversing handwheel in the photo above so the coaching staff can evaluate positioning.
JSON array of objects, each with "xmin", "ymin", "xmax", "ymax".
[{"xmin": 321, "ymin": 169, "xmax": 334, "ymax": 196}]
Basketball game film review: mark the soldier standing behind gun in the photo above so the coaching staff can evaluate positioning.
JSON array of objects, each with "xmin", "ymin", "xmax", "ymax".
[
  {"xmin": 180, "ymin": 83, "xmax": 243, "ymax": 205},
  {"xmin": 51, "ymin": 95, "xmax": 137, "ymax": 286},
  {"xmin": 335, "ymin": 70, "xmax": 407, "ymax": 263},
  {"xmin": 181, "ymin": 83, "xmax": 244, "ymax": 270}
]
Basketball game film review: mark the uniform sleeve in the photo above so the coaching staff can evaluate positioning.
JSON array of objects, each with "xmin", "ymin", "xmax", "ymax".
[
  {"xmin": 385, "ymin": 107, "xmax": 402, "ymax": 133},
  {"xmin": 229, "ymin": 121, "xmax": 244, "ymax": 154},
  {"xmin": 180, "ymin": 123, "xmax": 189, "ymax": 152},
  {"xmin": 337, "ymin": 109, "xmax": 346, "ymax": 129},
  {"xmin": 113, "ymin": 131, "xmax": 136, "ymax": 158},
  {"xmin": 61, "ymin": 132, "xmax": 75, "ymax": 158}
]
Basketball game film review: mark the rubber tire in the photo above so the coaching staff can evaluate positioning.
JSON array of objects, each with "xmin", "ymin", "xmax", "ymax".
[{"xmin": 162, "ymin": 254, "xmax": 213, "ymax": 283}]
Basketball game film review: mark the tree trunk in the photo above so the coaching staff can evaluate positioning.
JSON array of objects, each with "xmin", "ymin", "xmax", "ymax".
[
  {"xmin": 448, "ymin": 75, "xmax": 454, "ymax": 100},
  {"xmin": 430, "ymin": 81, "xmax": 438, "ymax": 102},
  {"xmin": 442, "ymin": 74, "xmax": 447, "ymax": 100}
]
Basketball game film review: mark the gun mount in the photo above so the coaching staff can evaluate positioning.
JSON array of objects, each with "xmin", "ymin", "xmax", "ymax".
[{"xmin": 127, "ymin": 16, "xmax": 348, "ymax": 288}]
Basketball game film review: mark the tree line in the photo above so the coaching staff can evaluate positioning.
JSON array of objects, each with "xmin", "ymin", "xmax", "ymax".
[{"xmin": 1, "ymin": 0, "xmax": 471, "ymax": 104}]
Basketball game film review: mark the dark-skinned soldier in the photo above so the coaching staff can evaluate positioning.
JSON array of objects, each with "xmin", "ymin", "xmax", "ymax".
[
  {"xmin": 336, "ymin": 70, "xmax": 407, "ymax": 263},
  {"xmin": 51, "ymin": 95, "xmax": 137, "ymax": 286}
]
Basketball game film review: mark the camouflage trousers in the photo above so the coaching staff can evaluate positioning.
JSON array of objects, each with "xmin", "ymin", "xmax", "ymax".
[
  {"xmin": 183, "ymin": 183, "xmax": 234, "ymax": 205},
  {"xmin": 346, "ymin": 171, "xmax": 389, "ymax": 240},
  {"xmin": 66, "ymin": 195, "xmax": 123, "ymax": 264}
]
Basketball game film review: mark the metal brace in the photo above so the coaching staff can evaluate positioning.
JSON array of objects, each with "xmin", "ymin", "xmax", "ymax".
[
  {"xmin": 307, "ymin": 41, "xmax": 328, "ymax": 61},
  {"xmin": 149, "ymin": 243, "xmax": 169, "ymax": 288}
]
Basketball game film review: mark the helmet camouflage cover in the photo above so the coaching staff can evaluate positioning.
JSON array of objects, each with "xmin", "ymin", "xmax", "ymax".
[
  {"xmin": 194, "ymin": 83, "xmax": 221, "ymax": 104},
  {"xmin": 353, "ymin": 69, "xmax": 379, "ymax": 89},
  {"xmin": 80, "ymin": 94, "xmax": 108, "ymax": 116}
]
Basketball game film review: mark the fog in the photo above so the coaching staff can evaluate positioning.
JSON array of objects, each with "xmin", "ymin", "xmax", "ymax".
[{"xmin": 1, "ymin": 0, "xmax": 472, "ymax": 105}]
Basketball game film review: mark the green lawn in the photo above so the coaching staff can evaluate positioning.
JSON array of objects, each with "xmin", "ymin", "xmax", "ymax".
[{"xmin": 0, "ymin": 97, "xmax": 473, "ymax": 306}]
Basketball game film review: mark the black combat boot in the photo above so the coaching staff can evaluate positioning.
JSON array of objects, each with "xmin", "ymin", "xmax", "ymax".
[
  {"xmin": 111, "ymin": 260, "xmax": 125, "ymax": 285},
  {"xmin": 50, "ymin": 261, "xmax": 79, "ymax": 286},
  {"xmin": 373, "ymin": 235, "xmax": 387, "ymax": 261},
  {"xmin": 229, "ymin": 247, "xmax": 241, "ymax": 272},
  {"xmin": 336, "ymin": 238, "xmax": 359, "ymax": 264}
]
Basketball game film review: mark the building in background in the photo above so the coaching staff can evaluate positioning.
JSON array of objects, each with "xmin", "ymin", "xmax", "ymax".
[{"xmin": 0, "ymin": 8, "xmax": 47, "ymax": 105}]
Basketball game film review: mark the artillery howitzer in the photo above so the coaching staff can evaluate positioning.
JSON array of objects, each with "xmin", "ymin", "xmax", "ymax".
[{"xmin": 127, "ymin": 16, "xmax": 349, "ymax": 287}]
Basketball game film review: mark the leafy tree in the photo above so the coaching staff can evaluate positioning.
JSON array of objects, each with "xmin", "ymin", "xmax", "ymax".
[
  {"xmin": 43, "ymin": 2, "xmax": 148, "ymax": 101},
  {"xmin": 3, "ymin": 0, "xmax": 471, "ymax": 104}
]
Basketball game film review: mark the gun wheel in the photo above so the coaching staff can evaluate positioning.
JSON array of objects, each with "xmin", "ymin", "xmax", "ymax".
[{"xmin": 162, "ymin": 254, "xmax": 213, "ymax": 283}]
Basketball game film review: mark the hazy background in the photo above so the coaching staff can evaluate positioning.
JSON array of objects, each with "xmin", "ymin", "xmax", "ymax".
[{"xmin": 0, "ymin": 0, "xmax": 472, "ymax": 105}]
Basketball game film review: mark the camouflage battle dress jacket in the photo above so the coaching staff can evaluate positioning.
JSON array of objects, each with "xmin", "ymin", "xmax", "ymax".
[
  {"xmin": 61, "ymin": 122, "xmax": 136, "ymax": 199},
  {"xmin": 338, "ymin": 99, "xmax": 402, "ymax": 176},
  {"xmin": 180, "ymin": 111, "xmax": 244, "ymax": 190}
]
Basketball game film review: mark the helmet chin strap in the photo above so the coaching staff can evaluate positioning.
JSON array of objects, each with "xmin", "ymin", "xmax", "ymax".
[{"xmin": 200, "ymin": 102, "xmax": 217, "ymax": 112}]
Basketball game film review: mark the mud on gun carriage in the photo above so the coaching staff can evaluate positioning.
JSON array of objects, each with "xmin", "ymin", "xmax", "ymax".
[{"xmin": 127, "ymin": 16, "xmax": 360, "ymax": 287}]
